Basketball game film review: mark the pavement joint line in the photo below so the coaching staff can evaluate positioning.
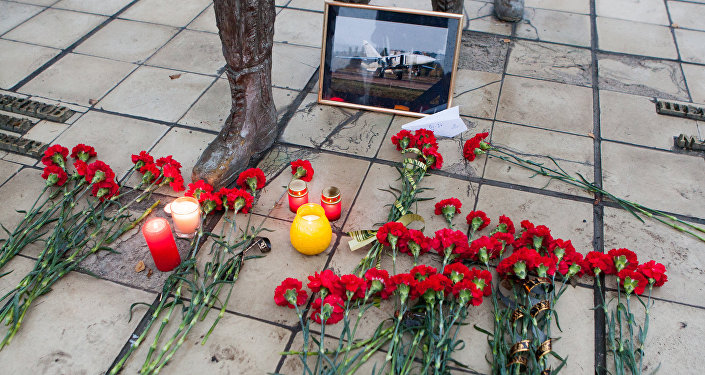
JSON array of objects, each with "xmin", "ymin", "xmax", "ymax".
[
  {"xmin": 9, "ymin": 0, "xmax": 141, "ymax": 92},
  {"xmin": 663, "ymin": 0, "xmax": 695, "ymax": 103},
  {"xmin": 0, "ymin": 0, "xmax": 59, "ymax": 39},
  {"xmin": 174, "ymin": 74, "xmax": 222, "ymax": 125},
  {"xmin": 589, "ymin": 0, "xmax": 608, "ymax": 372},
  {"xmin": 503, "ymin": 71, "xmax": 592, "ymax": 88}
]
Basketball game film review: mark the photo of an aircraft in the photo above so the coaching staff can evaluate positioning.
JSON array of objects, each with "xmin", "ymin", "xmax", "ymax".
[{"xmin": 336, "ymin": 40, "xmax": 438, "ymax": 80}]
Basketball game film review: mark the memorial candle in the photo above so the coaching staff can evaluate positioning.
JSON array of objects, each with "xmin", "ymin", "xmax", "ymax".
[
  {"xmin": 170, "ymin": 196, "xmax": 200, "ymax": 238},
  {"xmin": 321, "ymin": 186, "xmax": 341, "ymax": 221},
  {"xmin": 288, "ymin": 179, "xmax": 308, "ymax": 213},
  {"xmin": 142, "ymin": 218, "xmax": 181, "ymax": 272}
]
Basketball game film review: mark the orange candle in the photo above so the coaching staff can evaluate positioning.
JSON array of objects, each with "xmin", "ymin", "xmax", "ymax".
[
  {"xmin": 171, "ymin": 197, "xmax": 200, "ymax": 238},
  {"xmin": 142, "ymin": 218, "xmax": 181, "ymax": 272},
  {"xmin": 288, "ymin": 179, "xmax": 309, "ymax": 213}
]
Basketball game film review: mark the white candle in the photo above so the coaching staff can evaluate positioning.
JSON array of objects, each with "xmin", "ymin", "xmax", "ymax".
[
  {"xmin": 302, "ymin": 214, "xmax": 320, "ymax": 221},
  {"xmin": 171, "ymin": 197, "xmax": 200, "ymax": 238}
]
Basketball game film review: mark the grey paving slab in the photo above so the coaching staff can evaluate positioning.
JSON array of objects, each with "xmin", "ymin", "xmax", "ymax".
[
  {"xmin": 288, "ymin": 0, "xmax": 324, "ymax": 12},
  {"xmin": 674, "ymin": 28, "xmax": 705, "ymax": 65},
  {"xmin": 604, "ymin": 206, "xmax": 705, "ymax": 308},
  {"xmin": 279, "ymin": 94, "xmax": 354, "ymax": 148},
  {"xmin": 682, "ymin": 63, "xmax": 705, "ymax": 104},
  {"xmin": 596, "ymin": 0, "xmax": 670, "ymax": 25},
  {"xmin": 597, "ymin": 17, "xmax": 678, "ymax": 59},
  {"xmin": 119, "ymin": 0, "xmax": 211, "ymax": 28},
  {"xmin": 186, "ymin": 3, "xmax": 217, "ymax": 33},
  {"xmin": 0, "ymin": 257, "xmax": 154, "ymax": 374},
  {"xmin": 52, "ymin": 0, "xmax": 132, "ymax": 15},
  {"xmin": 457, "ymin": 31, "xmax": 509, "ymax": 75},
  {"xmin": 600, "ymin": 89, "xmax": 698, "ymax": 150},
  {"xmin": 321, "ymin": 111, "xmax": 392, "ymax": 158},
  {"xmin": 146, "ymin": 29, "xmax": 225, "ymax": 76},
  {"xmin": 99, "ymin": 65, "xmax": 214, "ymax": 122},
  {"xmin": 374, "ymin": 0, "xmax": 432, "ymax": 10},
  {"xmin": 668, "ymin": 0, "xmax": 705, "ymax": 31},
  {"xmin": 602, "ymin": 141, "xmax": 705, "ymax": 218},
  {"xmin": 74, "ymin": 19, "xmax": 179, "ymax": 64},
  {"xmin": 2, "ymin": 151, "xmax": 37, "ymax": 166},
  {"xmin": 3, "ymin": 8, "xmax": 106, "ymax": 49},
  {"xmin": 53, "ymin": 110, "xmax": 168, "ymax": 179},
  {"xmin": 484, "ymin": 121, "xmax": 595, "ymax": 197},
  {"xmin": 0, "ymin": 168, "xmax": 48, "ymax": 229},
  {"xmin": 517, "ymin": 8, "xmax": 591, "ymax": 47},
  {"xmin": 22, "ymin": 118, "xmax": 68, "ymax": 144},
  {"xmin": 179, "ymin": 78, "xmax": 231, "ymax": 132},
  {"xmin": 20, "ymin": 53, "xmax": 136, "ymax": 106},
  {"xmin": 452, "ymin": 69, "xmax": 502, "ymax": 118},
  {"xmin": 274, "ymin": 8, "xmax": 323, "ymax": 49},
  {"xmin": 525, "ymin": 0, "xmax": 589, "ymax": 14},
  {"xmin": 598, "ymin": 53, "xmax": 689, "ymax": 101},
  {"xmin": 465, "ymin": 14, "xmax": 513, "ymax": 35},
  {"xmin": 0, "ymin": 1, "xmax": 43, "ymax": 35},
  {"xmin": 507, "ymin": 40, "xmax": 593, "ymax": 86},
  {"xmin": 496, "ymin": 75, "xmax": 594, "ymax": 134},
  {"xmin": 272, "ymin": 42, "xmax": 320, "ymax": 90},
  {"xmin": 11, "ymin": 0, "xmax": 57, "ymax": 5},
  {"xmin": 0, "ymin": 38, "xmax": 59, "ymax": 89},
  {"xmin": 0, "ymin": 159, "xmax": 21, "ymax": 186}
]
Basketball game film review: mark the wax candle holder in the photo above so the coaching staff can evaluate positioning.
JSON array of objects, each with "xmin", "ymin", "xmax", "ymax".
[
  {"xmin": 171, "ymin": 196, "xmax": 200, "ymax": 238},
  {"xmin": 288, "ymin": 179, "xmax": 309, "ymax": 213},
  {"xmin": 321, "ymin": 186, "xmax": 342, "ymax": 221},
  {"xmin": 142, "ymin": 218, "xmax": 181, "ymax": 272},
  {"xmin": 290, "ymin": 203, "xmax": 332, "ymax": 255}
]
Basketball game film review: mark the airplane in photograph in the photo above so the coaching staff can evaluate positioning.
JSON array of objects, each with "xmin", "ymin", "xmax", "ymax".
[{"xmin": 337, "ymin": 40, "xmax": 437, "ymax": 79}]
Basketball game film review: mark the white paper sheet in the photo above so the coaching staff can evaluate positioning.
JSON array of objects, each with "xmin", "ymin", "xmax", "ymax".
[{"xmin": 401, "ymin": 106, "xmax": 466, "ymax": 137}]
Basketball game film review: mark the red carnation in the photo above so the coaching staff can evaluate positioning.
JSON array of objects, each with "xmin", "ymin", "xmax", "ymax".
[
  {"xmin": 416, "ymin": 274, "xmax": 451, "ymax": 303},
  {"xmin": 398, "ymin": 229, "xmax": 431, "ymax": 259},
  {"xmin": 218, "ymin": 187, "xmax": 253, "ymax": 213},
  {"xmin": 421, "ymin": 146, "xmax": 443, "ymax": 169},
  {"xmin": 391, "ymin": 129, "xmax": 415, "ymax": 151},
  {"xmin": 469, "ymin": 235, "xmax": 503, "ymax": 263},
  {"xmin": 608, "ymin": 248, "xmax": 638, "ymax": 272},
  {"xmin": 414, "ymin": 129, "xmax": 437, "ymax": 149},
  {"xmin": 496, "ymin": 215, "xmax": 515, "ymax": 235},
  {"xmin": 443, "ymin": 262, "xmax": 472, "ymax": 284},
  {"xmin": 497, "ymin": 247, "xmax": 540, "ymax": 279},
  {"xmin": 638, "ymin": 260, "xmax": 667, "ymax": 287},
  {"xmin": 466, "ymin": 210, "xmax": 490, "ymax": 231},
  {"xmin": 364, "ymin": 268, "xmax": 392, "ymax": 299},
  {"xmin": 451, "ymin": 279, "xmax": 484, "ymax": 306},
  {"xmin": 549, "ymin": 238, "xmax": 577, "ymax": 262},
  {"xmin": 236, "ymin": 168, "xmax": 266, "ymax": 194},
  {"xmin": 558, "ymin": 251, "xmax": 585, "ymax": 278},
  {"xmin": 308, "ymin": 270, "xmax": 343, "ymax": 297},
  {"xmin": 431, "ymin": 228, "xmax": 470, "ymax": 260},
  {"xmin": 462, "ymin": 132, "xmax": 490, "ymax": 162},
  {"xmin": 70, "ymin": 144, "xmax": 96, "ymax": 162},
  {"xmin": 41, "ymin": 165, "xmax": 68, "ymax": 186},
  {"xmin": 534, "ymin": 255, "xmax": 557, "ymax": 277},
  {"xmin": 274, "ymin": 278, "xmax": 308, "ymax": 309},
  {"xmin": 85, "ymin": 160, "xmax": 115, "ymax": 184},
  {"xmin": 73, "ymin": 160, "xmax": 88, "ymax": 177},
  {"xmin": 41, "ymin": 144, "xmax": 69, "ymax": 168},
  {"xmin": 434, "ymin": 198, "xmax": 462, "ymax": 225},
  {"xmin": 391, "ymin": 273, "xmax": 417, "ymax": 302},
  {"xmin": 311, "ymin": 294, "xmax": 345, "ymax": 324},
  {"xmin": 618, "ymin": 269, "xmax": 647, "ymax": 295},
  {"xmin": 131, "ymin": 151, "xmax": 154, "ymax": 169},
  {"xmin": 410, "ymin": 264, "xmax": 437, "ymax": 281},
  {"xmin": 198, "ymin": 191, "xmax": 222, "ymax": 214},
  {"xmin": 467, "ymin": 268, "xmax": 493, "ymax": 296},
  {"xmin": 290, "ymin": 159, "xmax": 314, "ymax": 182},
  {"xmin": 91, "ymin": 180, "xmax": 119, "ymax": 201},
  {"xmin": 492, "ymin": 231, "xmax": 514, "ymax": 249},
  {"xmin": 155, "ymin": 155, "xmax": 182, "ymax": 170},
  {"xmin": 520, "ymin": 220, "xmax": 535, "ymax": 231},
  {"xmin": 376, "ymin": 221, "xmax": 408, "ymax": 248},
  {"xmin": 185, "ymin": 180, "xmax": 213, "ymax": 200},
  {"xmin": 139, "ymin": 163, "xmax": 161, "ymax": 184},
  {"xmin": 514, "ymin": 224, "xmax": 553, "ymax": 252},
  {"xmin": 339, "ymin": 274, "xmax": 366, "ymax": 301},
  {"xmin": 584, "ymin": 251, "xmax": 616, "ymax": 276}
]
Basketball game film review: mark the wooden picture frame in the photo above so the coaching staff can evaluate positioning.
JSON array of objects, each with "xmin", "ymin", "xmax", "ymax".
[{"xmin": 318, "ymin": 1, "xmax": 464, "ymax": 117}]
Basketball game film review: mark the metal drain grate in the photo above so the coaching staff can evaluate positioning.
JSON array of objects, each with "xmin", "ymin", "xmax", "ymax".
[
  {"xmin": 0, "ymin": 132, "xmax": 48, "ymax": 158},
  {"xmin": 0, "ymin": 94, "xmax": 75, "ymax": 123},
  {"xmin": 0, "ymin": 114, "xmax": 33, "ymax": 134},
  {"xmin": 656, "ymin": 100, "xmax": 705, "ymax": 121},
  {"xmin": 675, "ymin": 134, "xmax": 705, "ymax": 152}
]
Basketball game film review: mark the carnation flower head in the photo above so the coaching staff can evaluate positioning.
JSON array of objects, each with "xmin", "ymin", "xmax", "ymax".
[
  {"xmin": 534, "ymin": 255, "xmax": 557, "ymax": 277},
  {"xmin": 515, "ymin": 224, "xmax": 553, "ymax": 252},
  {"xmin": 41, "ymin": 144, "xmax": 69, "ymax": 168},
  {"xmin": 443, "ymin": 263, "xmax": 472, "ymax": 284},
  {"xmin": 391, "ymin": 129, "xmax": 415, "ymax": 151},
  {"xmin": 462, "ymin": 132, "xmax": 490, "ymax": 162},
  {"xmin": 339, "ymin": 274, "xmax": 366, "ymax": 301},
  {"xmin": 584, "ymin": 251, "xmax": 616, "ymax": 276},
  {"xmin": 491, "ymin": 231, "xmax": 514, "ymax": 250},
  {"xmin": 73, "ymin": 160, "xmax": 88, "ymax": 178},
  {"xmin": 497, "ymin": 247, "xmax": 540, "ymax": 280},
  {"xmin": 274, "ymin": 278, "xmax": 308, "ymax": 308},
  {"xmin": 466, "ymin": 210, "xmax": 490, "ymax": 231},
  {"xmin": 557, "ymin": 251, "xmax": 585, "ymax": 278},
  {"xmin": 469, "ymin": 235, "xmax": 503, "ymax": 264},
  {"xmin": 638, "ymin": 260, "xmax": 667, "ymax": 287},
  {"xmin": 155, "ymin": 155, "xmax": 182, "ymax": 170},
  {"xmin": 364, "ymin": 268, "xmax": 393, "ymax": 299},
  {"xmin": 139, "ymin": 163, "xmax": 161, "ymax": 184},
  {"xmin": 410, "ymin": 264, "xmax": 437, "ymax": 282},
  {"xmin": 218, "ymin": 187, "xmax": 253, "ymax": 213},
  {"xmin": 308, "ymin": 269, "xmax": 343, "ymax": 297},
  {"xmin": 434, "ymin": 198, "xmax": 462, "ymax": 226},
  {"xmin": 70, "ymin": 144, "xmax": 96, "ymax": 162},
  {"xmin": 618, "ymin": 269, "xmax": 647, "ymax": 295},
  {"xmin": 495, "ymin": 215, "xmax": 515, "ymax": 235},
  {"xmin": 390, "ymin": 273, "xmax": 417, "ymax": 303},
  {"xmin": 290, "ymin": 159, "xmax": 314, "ymax": 182},
  {"xmin": 398, "ymin": 229, "xmax": 431, "ymax": 259},
  {"xmin": 414, "ymin": 129, "xmax": 437, "ymax": 149},
  {"xmin": 131, "ymin": 151, "xmax": 154, "ymax": 170},
  {"xmin": 198, "ymin": 191, "xmax": 222, "ymax": 214},
  {"xmin": 431, "ymin": 228, "xmax": 470, "ymax": 260},
  {"xmin": 416, "ymin": 274, "xmax": 451, "ymax": 305},
  {"xmin": 376, "ymin": 221, "xmax": 408, "ymax": 249},
  {"xmin": 467, "ymin": 268, "xmax": 493, "ymax": 296},
  {"xmin": 549, "ymin": 238, "xmax": 576, "ymax": 262},
  {"xmin": 608, "ymin": 248, "xmax": 638, "ymax": 273},
  {"xmin": 161, "ymin": 162, "xmax": 184, "ymax": 192},
  {"xmin": 42, "ymin": 165, "xmax": 68, "ymax": 186},
  {"xmin": 185, "ymin": 180, "xmax": 213, "ymax": 200},
  {"xmin": 311, "ymin": 294, "xmax": 345, "ymax": 324},
  {"xmin": 236, "ymin": 168, "xmax": 266, "ymax": 194},
  {"xmin": 85, "ymin": 160, "xmax": 115, "ymax": 184},
  {"xmin": 421, "ymin": 147, "xmax": 443, "ymax": 169},
  {"xmin": 92, "ymin": 180, "xmax": 119, "ymax": 201},
  {"xmin": 451, "ymin": 279, "xmax": 484, "ymax": 306}
]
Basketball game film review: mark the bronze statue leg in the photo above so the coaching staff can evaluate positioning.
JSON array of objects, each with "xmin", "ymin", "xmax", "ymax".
[{"xmin": 192, "ymin": 0, "xmax": 278, "ymax": 188}]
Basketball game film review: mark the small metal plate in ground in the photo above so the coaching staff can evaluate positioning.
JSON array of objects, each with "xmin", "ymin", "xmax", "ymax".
[
  {"xmin": 0, "ymin": 132, "xmax": 48, "ymax": 158},
  {"xmin": 0, "ymin": 94, "xmax": 75, "ymax": 123},
  {"xmin": 655, "ymin": 100, "xmax": 705, "ymax": 121},
  {"xmin": 0, "ymin": 113, "xmax": 33, "ymax": 134}
]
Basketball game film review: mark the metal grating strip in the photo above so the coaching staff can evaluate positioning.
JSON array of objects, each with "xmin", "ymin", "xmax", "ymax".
[
  {"xmin": 0, "ymin": 94, "xmax": 75, "ymax": 123},
  {"xmin": 656, "ymin": 100, "xmax": 705, "ymax": 121}
]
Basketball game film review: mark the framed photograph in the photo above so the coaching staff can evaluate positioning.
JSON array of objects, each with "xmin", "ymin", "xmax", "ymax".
[{"xmin": 318, "ymin": 1, "xmax": 463, "ymax": 117}]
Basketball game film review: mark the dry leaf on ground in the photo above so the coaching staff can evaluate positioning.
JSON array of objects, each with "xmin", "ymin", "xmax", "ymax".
[{"xmin": 135, "ymin": 260, "xmax": 146, "ymax": 273}]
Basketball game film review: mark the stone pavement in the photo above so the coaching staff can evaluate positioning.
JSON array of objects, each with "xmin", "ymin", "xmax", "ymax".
[{"xmin": 0, "ymin": 0, "xmax": 704, "ymax": 373}]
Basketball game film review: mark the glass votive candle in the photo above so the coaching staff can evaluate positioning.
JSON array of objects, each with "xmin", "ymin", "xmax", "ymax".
[
  {"xmin": 321, "ymin": 186, "xmax": 341, "ymax": 221},
  {"xmin": 142, "ymin": 218, "xmax": 181, "ymax": 272},
  {"xmin": 170, "ymin": 196, "xmax": 200, "ymax": 238},
  {"xmin": 288, "ymin": 179, "xmax": 309, "ymax": 213}
]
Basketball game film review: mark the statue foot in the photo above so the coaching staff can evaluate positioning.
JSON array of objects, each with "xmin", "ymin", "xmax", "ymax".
[{"xmin": 494, "ymin": 0, "xmax": 524, "ymax": 22}]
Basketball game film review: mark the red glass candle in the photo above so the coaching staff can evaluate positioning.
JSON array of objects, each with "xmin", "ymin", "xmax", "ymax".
[
  {"xmin": 321, "ymin": 186, "xmax": 341, "ymax": 221},
  {"xmin": 142, "ymin": 217, "xmax": 181, "ymax": 272},
  {"xmin": 288, "ymin": 179, "xmax": 309, "ymax": 213}
]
